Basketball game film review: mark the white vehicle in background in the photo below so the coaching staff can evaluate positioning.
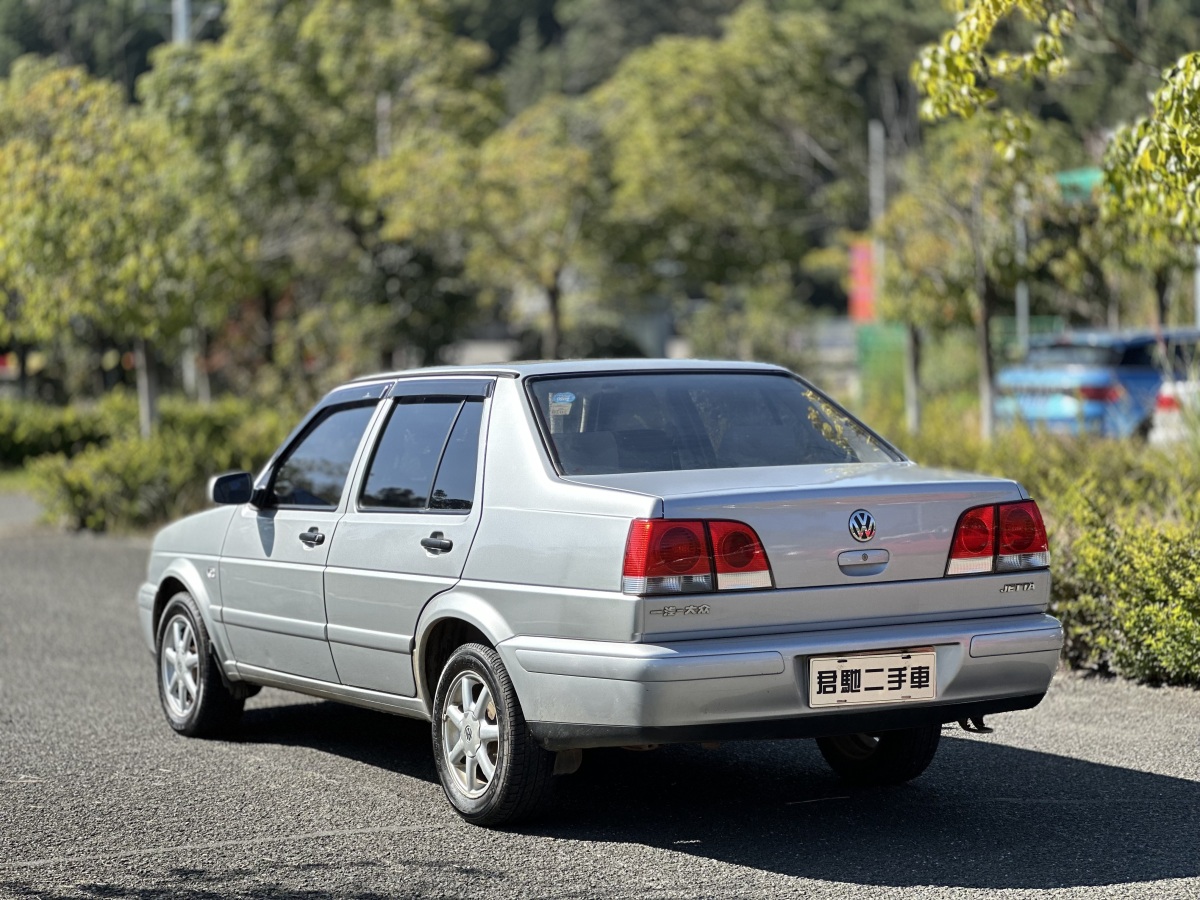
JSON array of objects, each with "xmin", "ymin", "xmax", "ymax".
[{"xmin": 1149, "ymin": 379, "xmax": 1200, "ymax": 444}]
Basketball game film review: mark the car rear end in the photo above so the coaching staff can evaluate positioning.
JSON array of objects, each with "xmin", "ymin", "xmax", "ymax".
[
  {"xmin": 1149, "ymin": 378, "xmax": 1200, "ymax": 444},
  {"xmin": 493, "ymin": 366, "xmax": 1061, "ymax": 750},
  {"xmin": 994, "ymin": 335, "xmax": 1161, "ymax": 437}
]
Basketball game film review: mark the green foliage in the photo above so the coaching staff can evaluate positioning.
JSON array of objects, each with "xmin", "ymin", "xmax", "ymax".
[
  {"xmin": 31, "ymin": 396, "xmax": 292, "ymax": 532},
  {"xmin": 870, "ymin": 397, "xmax": 1200, "ymax": 685},
  {"xmin": 0, "ymin": 61, "xmax": 248, "ymax": 350},
  {"xmin": 913, "ymin": 0, "xmax": 1200, "ymax": 244},
  {"xmin": 0, "ymin": 393, "xmax": 133, "ymax": 467}
]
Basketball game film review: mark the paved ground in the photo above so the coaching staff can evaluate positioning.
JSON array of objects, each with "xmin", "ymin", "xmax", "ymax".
[{"xmin": 2, "ymin": 512, "xmax": 1199, "ymax": 899}]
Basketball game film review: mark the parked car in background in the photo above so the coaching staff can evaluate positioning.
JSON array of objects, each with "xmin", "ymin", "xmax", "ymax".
[
  {"xmin": 994, "ymin": 329, "xmax": 1200, "ymax": 438},
  {"xmin": 1149, "ymin": 377, "xmax": 1200, "ymax": 444},
  {"xmin": 138, "ymin": 360, "xmax": 1061, "ymax": 826}
]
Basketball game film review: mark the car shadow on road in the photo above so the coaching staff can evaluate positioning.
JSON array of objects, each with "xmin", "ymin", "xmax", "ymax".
[{"xmin": 85, "ymin": 698, "xmax": 1200, "ymax": 894}]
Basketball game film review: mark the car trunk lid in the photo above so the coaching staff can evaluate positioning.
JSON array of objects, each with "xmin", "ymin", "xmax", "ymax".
[{"xmin": 568, "ymin": 462, "xmax": 1026, "ymax": 590}]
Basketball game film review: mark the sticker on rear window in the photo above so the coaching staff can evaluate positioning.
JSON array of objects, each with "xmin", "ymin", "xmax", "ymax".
[{"xmin": 549, "ymin": 391, "xmax": 575, "ymax": 417}]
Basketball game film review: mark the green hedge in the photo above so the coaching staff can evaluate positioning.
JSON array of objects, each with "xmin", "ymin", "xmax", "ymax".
[
  {"xmin": 30, "ymin": 396, "xmax": 291, "ymax": 532},
  {"xmin": 0, "ymin": 393, "xmax": 137, "ymax": 466},
  {"xmin": 882, "ymin": 399, "xmax": 1200, "ymax": 686}
]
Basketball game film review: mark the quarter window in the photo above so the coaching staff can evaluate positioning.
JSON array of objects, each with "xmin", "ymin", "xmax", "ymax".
[{"xmin": 272, "ymin": 404, "xmax": 377, "ymax": 508}]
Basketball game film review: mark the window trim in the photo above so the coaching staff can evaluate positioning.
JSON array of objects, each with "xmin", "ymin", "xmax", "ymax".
[{"xmin": 354, "ymin": 395, "xmax": 486, "ymax": 515}]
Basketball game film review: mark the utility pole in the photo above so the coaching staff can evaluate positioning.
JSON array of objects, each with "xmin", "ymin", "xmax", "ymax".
[
  {"xmin": 173, "ymin": 0, "xmax": 212, "ymax": 403},
  {"xmin": 172, "ymin": 0, "xmax": 191, "ymax": 43},
  {"xmin": 1015, "ymin": 183, "xmax": 1030, "ymax": 359},
  {"xmin": 1194, "ymin": 244, "xmax": 1200, "ymax": 327},
  {"xmin": 871, "ymin": 119, "xmax": 919, "ymax": 433}
]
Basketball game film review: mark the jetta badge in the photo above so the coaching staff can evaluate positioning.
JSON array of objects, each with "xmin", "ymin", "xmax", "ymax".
[{"xmin": 849, "ymin": 509, "xmax": 876, "ymax": 543}]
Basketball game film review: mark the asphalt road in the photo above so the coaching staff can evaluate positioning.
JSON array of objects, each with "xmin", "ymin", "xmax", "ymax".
[{"xmin": 2, "ymin": 500, "xmax": 1200, "ymax": 899}]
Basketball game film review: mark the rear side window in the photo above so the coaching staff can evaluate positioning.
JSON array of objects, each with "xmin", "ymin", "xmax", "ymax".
[
  {"xmin": 272, "ymin": 404, "xmax": 377, "ymax": 508},
  {"xmin": 360, "ymin": 399, "xmax": 483, "ymax": 511},
  {"xmin": 529, "ymin": 372, "xmax": 899, "ymax": 475}
]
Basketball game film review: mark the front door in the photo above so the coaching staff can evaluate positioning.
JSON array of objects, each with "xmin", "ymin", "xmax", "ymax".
[
  {"xmin": 221, "ymin": 401, "xmax": 378, "ymax": 681},
  {"xmin": 324, "ymin": 382, "xmax": 490, "ymax": 695}
]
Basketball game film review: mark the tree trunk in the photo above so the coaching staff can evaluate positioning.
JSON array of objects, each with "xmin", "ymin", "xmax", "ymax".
[
  {"xmin": 134, "ymin": 337, "xmax": 159, "ymax": 439},
  {"xmin": 544, "ymin": 279, "xmax": 562, "ymax": 360},
  {"xmin": 970, "ymin": 185, "xmax": 994, "ymax": 442},
  {"xmin": 196, "ymin": 329, "xmax": 211, "ymax": 405},
  {"xmin": 16, "ymin": 344, "xmax": 29, "ymax": 400},
  {"xmin": 904, "ymin": 325, "xmax": 922, "ymax": 434},
  {"xmin": 1154, "ymin": 268, "xmax": 1171, "ymax": 328},
  {"xmin": 261, "ymin": 287, "xmax": 276, "ymax": 366}
]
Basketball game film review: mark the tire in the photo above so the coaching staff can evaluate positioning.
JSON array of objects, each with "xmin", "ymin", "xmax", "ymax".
[
  {"xmin": 155, "ymin": 591, "xmax": 244, "ymax": 738},
  {"xmin": 431, "ymin": 643, "xmax": 553, "ymax": 826},
  {"xmin": 816, "ymin": 724, "xmax": 942, "ymax": 786}
]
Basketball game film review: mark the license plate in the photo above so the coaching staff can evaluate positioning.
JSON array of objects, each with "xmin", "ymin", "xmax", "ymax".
[{"xmin": 808, "ymin": 650, "xmax": 937, "ymax": 708}]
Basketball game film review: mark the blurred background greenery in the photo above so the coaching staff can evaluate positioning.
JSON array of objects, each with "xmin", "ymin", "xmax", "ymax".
[{"xmin": 1, "ymin": 0, "xmax": 1199, "ymax": 683}]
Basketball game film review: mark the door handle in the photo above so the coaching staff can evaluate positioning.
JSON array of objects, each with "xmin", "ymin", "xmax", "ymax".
[
  {"xmin": 421, "ymin": 532, "xmax": 453, "ymax": 553},
  {"xmin": 298, "ymin": 527, "xmax": 325, "ymax": 547}
]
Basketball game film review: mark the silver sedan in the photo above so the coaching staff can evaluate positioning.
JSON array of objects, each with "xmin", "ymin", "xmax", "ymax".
[{"xmin": 137, "ymin": 360, "xmax": 1061, "ymax": 826}]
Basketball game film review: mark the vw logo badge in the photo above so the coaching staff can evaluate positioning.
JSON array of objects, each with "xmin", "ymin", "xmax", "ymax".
[{"xmin": 849, "ymin": 509, "xmax": 876, "ymax": 543}]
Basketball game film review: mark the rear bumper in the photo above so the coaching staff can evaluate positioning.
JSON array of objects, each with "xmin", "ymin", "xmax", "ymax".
[{"xmin": 499, "ymin": 613, "xmax": 1062, "ymax": 751}]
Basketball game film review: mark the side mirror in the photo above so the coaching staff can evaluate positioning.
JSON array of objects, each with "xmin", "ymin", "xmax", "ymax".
[{"xmin": 208, "ymin": 471, "xmax": 254, "ymax": 506}]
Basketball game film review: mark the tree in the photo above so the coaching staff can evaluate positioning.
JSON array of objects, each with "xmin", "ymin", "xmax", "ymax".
[
  {"xmin": 372, "ymin": 93, "xmax": 600, "ymax": 358},
  {"xmin": 877, "ymin": 115, "xmax": 1078, "ymax": 438},
  {"xmin": 0, "ymin": 60, "xmax": 248, "ymax": 433},
  {"xmin": 139, "ymin": 0, "xmax": 498, "ymax": 387},
  {"xmin": 912, "ymin": 0, "xmax": 1200, "ymax": 242},
  {"xmin": 591, "ymin": 2, "xmax": 857, "ymax": 357}
]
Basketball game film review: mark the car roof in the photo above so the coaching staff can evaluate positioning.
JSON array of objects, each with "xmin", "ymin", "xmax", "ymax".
[
  {"xmin": 1031, "ymin": 328, "xmax": 1200, "ymax": 349},
  {"xmin": 346, "ymin": 358, "xmax": 791, "ymax": 386}
]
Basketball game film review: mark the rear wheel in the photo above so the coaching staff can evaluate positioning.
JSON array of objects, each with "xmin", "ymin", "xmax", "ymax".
[
  {"xmin": 431, "ymin": 643, "xmax": 553, "ymax": 826},
  {"xmin": 155, "ymin": 591, "xmax": 244, "ymax": 737},
  {"xmin": 816, "ymin": 724, "xmax": 941, "ymax": 786}
]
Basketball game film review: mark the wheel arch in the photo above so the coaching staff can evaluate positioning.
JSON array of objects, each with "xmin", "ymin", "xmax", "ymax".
[
  {"xmin": 413, "ymin": 589, "xmax": 516, "ymax": 714},
  {"xmin": 152, "ymin": 558, "xmax": 235, "ymax": 667}
]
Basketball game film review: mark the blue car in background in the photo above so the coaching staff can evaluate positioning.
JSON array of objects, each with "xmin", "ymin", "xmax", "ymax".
[{"xmin": 994, "ymin": 329, "xmax": 1200, "ymax": 438}]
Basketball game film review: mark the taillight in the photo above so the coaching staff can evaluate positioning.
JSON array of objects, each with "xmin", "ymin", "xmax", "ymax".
[
  {"xmin": 708, "ymin": 521, "xmax": 773, "ymax": 590},
  {"xmin": 946, "ymin": 500, "xmax": 1049, "ymax": 576},
  {"xmin": 1079, "ymin": 384, "xmax": 1122, "ymax": 402},
  {"xmin": 1157, "ymin": 390, "xmax": 1180, "ymax": 412},
  {"xmin": 946, "ymin": 505, "xmax": 995, "ymax": 575},
  {"xmin": 622, "ymin": 519, "xmax": 773, "ymax": 595}
]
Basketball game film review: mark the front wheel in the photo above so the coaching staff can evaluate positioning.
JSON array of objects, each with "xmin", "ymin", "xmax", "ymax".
[
  {"xmin": 431, "ymin": 643, "xmax": 553, "ymax": 826},
  {"xmin": 816, "ymin": 724, "xmax": 942, "ymax": 786},
  {"xmin": 155, "ymin": 591, "xmax": 244, "ymax": 737}
]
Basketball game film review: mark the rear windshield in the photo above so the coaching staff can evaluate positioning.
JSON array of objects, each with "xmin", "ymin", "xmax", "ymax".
[
  {"xmin": 529, "ymin": 372, "xmax": 900, "ymax": 475},
  {"xmin": 1026, "ymin": 345, "xmax": 1120, "ymax": 367}
]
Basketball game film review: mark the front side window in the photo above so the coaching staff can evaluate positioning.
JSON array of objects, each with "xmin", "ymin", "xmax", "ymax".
[
  {"xmin": 529, "ymin": 372, "xmax": 900, "ymax": 476},
  {"xmin": 271, "ymin": 404, "xmax": 377, "ymax": 508},
  {"xmin": 360, "ymin": 399, "xmax": 483, "ymax": 511}
]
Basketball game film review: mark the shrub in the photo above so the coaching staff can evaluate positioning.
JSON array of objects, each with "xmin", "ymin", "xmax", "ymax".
[
  {"xmin": 0, "ymin": 392, "xmax": 137, "ymax": 466},
  {"xmin": 31, "ymin": 397, "xmax": 291, "ymax": 531},
  {"xmin": 876, "ymin": 400, "xmax": 1200, "ymax": 684}
]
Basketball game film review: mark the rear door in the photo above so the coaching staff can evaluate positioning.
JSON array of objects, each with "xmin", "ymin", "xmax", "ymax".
[{"xmin": 323, "ymin": 379, "xmax": 491, "ymax": 696}]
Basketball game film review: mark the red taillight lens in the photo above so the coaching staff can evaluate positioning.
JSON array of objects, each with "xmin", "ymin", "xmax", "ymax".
[
  {"xmin": 623, "ymin": 519, "xmax": 712, "ymax": 594},
  {"xmin": 622, "ymin": 518, "xmax": 773, "ymax": 594},
  {"xmin": 946, "ymin": 501, "xmax": 1050, "ymax": 576},
  {"xmin": 997, "ymin": 501, "xmax": 1050, "ymax": 571},
  {"xmin": 1079, "ymin": 384, "xmax": 1122, "ymax": 402},
  {"xmin": 655, "ymin": 524, "xmax": 709, "ymax": 575},
  {"xmin": 708, "ymin": 520, "xmax": 773, "ymax": 590},
  {"xmin": 947, "ymin": 506, "xmax": 995, "ymax": 575},
  {"xmin": 1157, "ymin": 391, "xmax": 1180, "ymax": 412}
]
